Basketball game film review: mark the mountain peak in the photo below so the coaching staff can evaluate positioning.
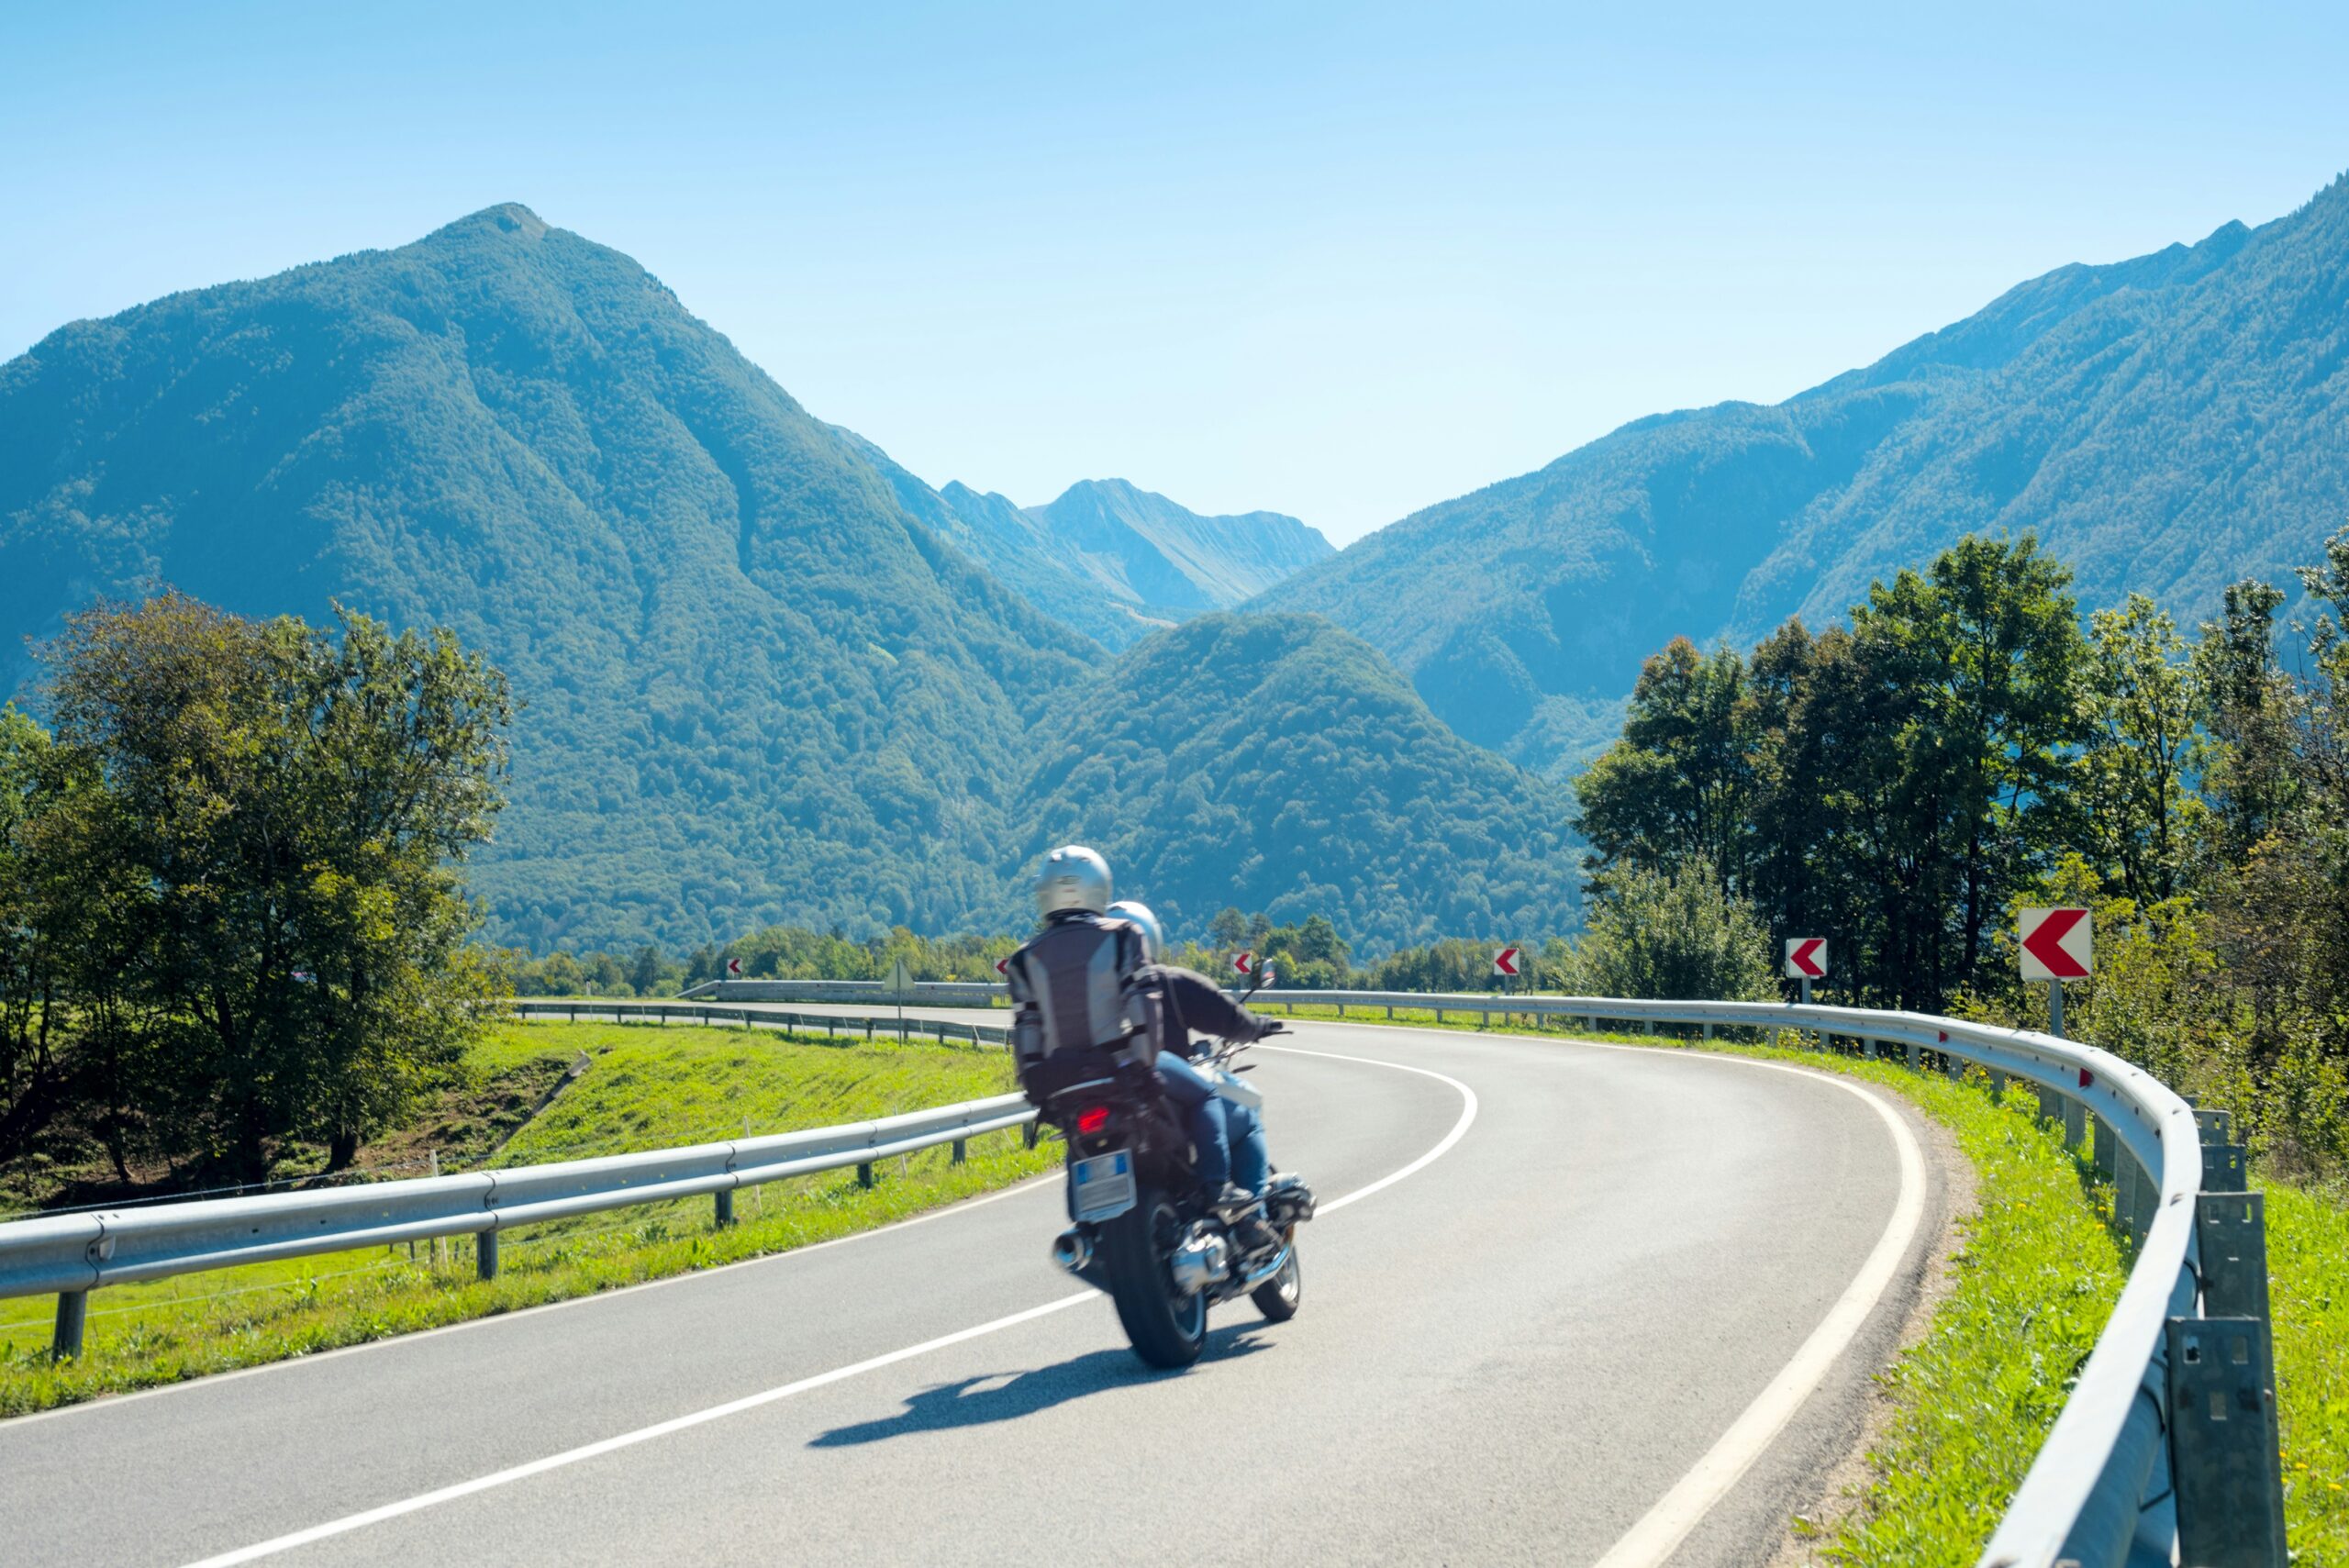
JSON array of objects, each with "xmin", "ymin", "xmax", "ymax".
[{"xmin": 426, "ymin": 202, "xmax": 551, "ymax": 245}]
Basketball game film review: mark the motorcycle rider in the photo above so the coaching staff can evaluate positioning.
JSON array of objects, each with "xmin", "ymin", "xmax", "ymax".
[
  {"xmin": 1005, "ymin": 846, "xmax": 1284, "ymax": 1249},
  {"xmin": 1104, "ymin": 898, "xmax": 1283, "ymax": 1251}
]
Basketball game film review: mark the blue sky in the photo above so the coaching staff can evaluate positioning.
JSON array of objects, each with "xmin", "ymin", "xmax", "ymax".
[{"xmin": 5, "ymin": 2, "xmax": 2345, "ymax": 544}]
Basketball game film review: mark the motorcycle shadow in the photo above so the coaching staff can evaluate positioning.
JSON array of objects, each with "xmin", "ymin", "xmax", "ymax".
[{"xmin": 807, "ymin": 1323, "xmax": 1275, "ymax": 1449}]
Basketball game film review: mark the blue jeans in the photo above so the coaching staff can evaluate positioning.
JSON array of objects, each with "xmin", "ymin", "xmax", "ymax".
[{"xmin": 1155, "ymin": 1051, "xmax": 1270, "ymax": 1194}]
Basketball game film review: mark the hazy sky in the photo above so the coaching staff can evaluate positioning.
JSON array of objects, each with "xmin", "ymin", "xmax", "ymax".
[{"xmin": 6, "ymin": 3, "xmax": 2346, "ymax": 544}]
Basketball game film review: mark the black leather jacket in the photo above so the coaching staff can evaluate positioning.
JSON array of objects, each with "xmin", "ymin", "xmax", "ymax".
[{"xmin": 1140, "ymin": 962, "xmax": 1269, "ymax": 1060}]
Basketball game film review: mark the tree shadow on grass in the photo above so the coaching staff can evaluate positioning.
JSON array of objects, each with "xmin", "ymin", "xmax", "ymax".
[{"xmin": 807, "ymin": 1322, "xmax": 1275, "ymax": 1448}]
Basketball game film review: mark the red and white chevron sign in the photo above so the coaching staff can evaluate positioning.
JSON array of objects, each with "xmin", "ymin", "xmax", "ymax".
[
  {"xmin": 1784, "ymin": 938, "xmax": 1827, "ymax": 979},
  {"xmin": 994, "ymin": 956, "xmax": 1008, "ymax": 977},
  {"xmin": 1232, "ymin": 951, "xmax": 1253, "ymax": 977},
  {"xmin": 2019, "ymin": 907, "xmax": 2093, "ymax": 981},
  {"xmin": 1491, "ymin": 946, "xmax": 1521, "ymax": 978},
  {"xmin": 725, "ymin": 956, "xmax": 742, "ymax": 978}
]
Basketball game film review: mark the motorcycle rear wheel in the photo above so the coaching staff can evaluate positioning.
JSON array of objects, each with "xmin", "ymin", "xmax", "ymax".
[
  {"xmin": 1252, "ymin": 1233, "xmax": 1302, "ymax": 1321},
  {"xmin": 1102, "ymin": 1189, "xmax": 1207, "ymax": 1369}
]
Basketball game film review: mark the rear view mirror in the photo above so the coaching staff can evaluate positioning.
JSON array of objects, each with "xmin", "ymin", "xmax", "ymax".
[{"xmin": 1261, "ymin": 967, "xmax": 1277, "ymax": 989}]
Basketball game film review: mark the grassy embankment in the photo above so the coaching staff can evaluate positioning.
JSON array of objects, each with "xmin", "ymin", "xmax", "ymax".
[
  {"xmin": 0, "ymin": 1021, "xmax": 1054, "ymax": 1417},
  {"xmin": 1260, "ymin": 1000, "xmax": 2344, "ymax": 1562}
]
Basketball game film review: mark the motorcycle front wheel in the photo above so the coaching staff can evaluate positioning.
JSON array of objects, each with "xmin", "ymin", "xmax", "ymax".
[{"xmin": 1101, "ymin": 1189, "xmax": 1207, "ymax": 1369}]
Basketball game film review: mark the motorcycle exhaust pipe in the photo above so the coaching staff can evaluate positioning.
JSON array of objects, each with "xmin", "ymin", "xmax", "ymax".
[{"xmin": 1050, "ymin": 1227, "xmax": 1093, "ymax": 1274}]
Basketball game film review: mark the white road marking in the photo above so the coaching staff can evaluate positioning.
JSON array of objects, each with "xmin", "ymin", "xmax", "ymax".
[
  {"xmin": 1252, "ymin": 1043, "xmax": 1478, "ymax": 1214},
  {"xmin": 1565, "ymin": 1045, "xmax": 1928, "ymax": 1568},
  {"xmin": 4, "ymin": 1167, "xmax": 1063, "ymax": 1430},
  {"xmin": 1288, "ymin": 1017, "xmax": 1936, "ymax": 1562},
  {"xmin": 175, "ymin": 1041, "xmax": 1480, "ymax": 1567}
]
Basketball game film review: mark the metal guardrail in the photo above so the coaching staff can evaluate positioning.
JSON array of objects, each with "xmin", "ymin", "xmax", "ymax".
[
  {"xmin": 0, "ymin": 1006, "xmax": 1032, "ymax": 1363},
  {"xmin": 0, "ymin": 988, "xmax": 2281, "ymax": 1563},
  {"xmin": 673, "ymin": 978, "xmax": 1006, "ymax": 1007},
  {"xmin": 507, "ymin": 995, "xmax": 1011, "ymax": 1046}
]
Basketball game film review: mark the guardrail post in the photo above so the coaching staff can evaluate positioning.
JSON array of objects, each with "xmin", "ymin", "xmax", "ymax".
[
  {"xmin": 857, "ymin": 1161, "xmax": 874, "ymax": 1189},
  {"xmin": 2201, "ymin": 1142, "xmax": 2248, "ymax": 1192},
  {"xmin": 1701, "ymin": 1021, "xmax": 1713, "ymax": 1040},
  {"xmin": 714, "ymin": 1189, "xmax": 734, "ymax": 1229},
  {"xmin": 1905, "ymin": 1040, "xmax": 1920, "ymax": 1072},
  {"xmin": 2165, "ymin": 1316, "xmax": 2288, "ymax": 1566},
  {"xmin": 51, "ymin": 1290, "xmax": 87, "ymax": 1362},
  {"xmin": 1989, "ymin": 1068, "xmax": 2006, "ymax": 1097},
  {"xmin": 952, "ymin": 1138, "xmax": 966, "ymax": 1164},
  {"xmin": 2115, "ymin": 1156, "xmax": 2142, "ymax": 1240},
  {"xmin": 2063, "ymin": 1095, "xmax": 2086, "ymax": 1151},
  {"xmin": 477, "ymin": 1230, "xmax": 500, "ymax": 1281},
  {"xmin": 2094, "ymin": 1115, "xmax": 2118, "ymax": 1180},
  {"xmin": 1023, "ymin": 1120, "xmax": 1039, "ymax": 1149}
]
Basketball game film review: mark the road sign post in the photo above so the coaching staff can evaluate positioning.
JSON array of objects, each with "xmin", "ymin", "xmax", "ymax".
[
  {"xmin": 1784, "ymin": 938, "xmax": 1826, "ymax": 1006},
  {"xmin": 2019, "ymin": 907, "xmax": 2092, "ymax": 1038},
  {"xmin": 888, "ymin": 955, "xmax": 914, "ymax": 1040}
]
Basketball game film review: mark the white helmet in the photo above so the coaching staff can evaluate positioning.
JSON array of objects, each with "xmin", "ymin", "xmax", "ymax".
[
  {"xmin": 1034, "ymin": 844, "xmax": 1112, "ymax": 917},
  {"xmin": 1106, "ymin": 899, "xmax": 1162, "ymax": 962}
]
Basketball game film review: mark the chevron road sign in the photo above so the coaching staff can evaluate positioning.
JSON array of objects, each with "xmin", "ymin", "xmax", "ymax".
[
  {"xmin": 1492, "ymin": 946, "xmax": 1521, "ymax": 978},
  {"xmin": 2020, "ymin": 907, "xmax": 2093, "ymax": 982},
  {"xmin": 1784, "ymin": 938, "xmax": 1827, "ymax": 980}
]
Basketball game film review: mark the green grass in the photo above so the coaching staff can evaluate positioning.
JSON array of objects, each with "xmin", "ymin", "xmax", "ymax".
[
  {"xmin": 1266, "ymin": 1002, "xmax": 2346, "ymax": 1562},
  {"xmin": 2266, "ymin": 1180, "xmax": 2349, "ymax": 1559},
  {"xmin": 0, "ymin": 1022, "xmax": 1055, "ymax": 1416}
]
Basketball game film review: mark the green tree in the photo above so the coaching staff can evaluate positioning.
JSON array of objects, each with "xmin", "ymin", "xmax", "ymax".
[
  {"xmin": 1852, "ymin": 534, "xmax": 2089, "ymax": 998},
  {"xmin": 39, "ymin": 594, "xmax": 512, "ymax": 1178},
  {"xmin": 2079, "ymin": 595, "xmax": 2202, "ymax": 905},
  {"xmin": 2192, "ymin": 579, "xmax": 2300, "ymax": 867},
  {"xmin": 1573, "ymin": 639, "xmax": 1753, "ymax": 893}
]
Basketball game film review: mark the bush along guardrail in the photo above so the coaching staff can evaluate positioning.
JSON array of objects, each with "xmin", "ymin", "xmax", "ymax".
[{"xmin": 0, "ymin": 991, "xmax": 2285, "ymax": 1564}]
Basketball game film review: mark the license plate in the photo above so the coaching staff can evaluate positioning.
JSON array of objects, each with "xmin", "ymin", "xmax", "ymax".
[{"xmin": 1071, "ymin": 1150, "xmax": 1137, "ymax": 1222}]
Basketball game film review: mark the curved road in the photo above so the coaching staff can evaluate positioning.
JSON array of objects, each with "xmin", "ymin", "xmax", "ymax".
[{"xmin": 0, "ymin": 1021, "xmax": 1944, "ymax": 1566}]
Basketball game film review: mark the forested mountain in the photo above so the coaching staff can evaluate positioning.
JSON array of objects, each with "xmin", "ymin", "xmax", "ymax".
[
  {"xmin": 1013, "ymin": 612, "xmax": 1579, "ymax": 948},
  {"xmin": 1266, "ymin": 170, "xmax": 2349, "ymax": 773},
  {"xmin": 831, "ymin": 442, "xmax": 1326, "ymax": 651},
  {"xmin": 0, "ymin": 205, "xmax": 1503, "ymax": 955},
  {"xmin": 0, "ymin": 204, "xmax": 1097, "ymax": 949},
  {"xmin": 930, "ymin": 476, "xmax": 1330, "ymax": 650}
]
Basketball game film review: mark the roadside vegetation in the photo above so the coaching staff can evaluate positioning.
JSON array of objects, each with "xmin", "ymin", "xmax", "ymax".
[{"xmin": 0, "ymin": 1021, "xmax": 1054, "ymax": 1417}]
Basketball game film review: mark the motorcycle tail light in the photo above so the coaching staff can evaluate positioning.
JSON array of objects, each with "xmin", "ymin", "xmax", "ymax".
[{"xmin": 1075, "ymin": 1106, "xmax": 1110, "ymax": 1136}]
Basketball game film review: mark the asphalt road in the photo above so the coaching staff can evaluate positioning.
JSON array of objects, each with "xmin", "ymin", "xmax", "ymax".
[{"xmin": 0, "ymin": 1021, "xmax": 1943, "ymax": 1567}]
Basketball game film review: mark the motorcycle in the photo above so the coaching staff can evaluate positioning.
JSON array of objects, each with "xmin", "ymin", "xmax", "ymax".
[{"xmin": 1041, "ymin": 971, "xmax": 1317, "ymax": 1368}]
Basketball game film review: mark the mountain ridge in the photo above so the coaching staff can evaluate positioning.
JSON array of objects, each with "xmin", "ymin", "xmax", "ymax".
[
  {"xmin": 1263, "ymin": 172, "xmax": 2349, "ymax": 771},
  {"xmin": 0, "ymin": 203, "xmax": 1540, "ymax": 955}
]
